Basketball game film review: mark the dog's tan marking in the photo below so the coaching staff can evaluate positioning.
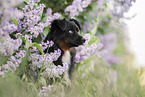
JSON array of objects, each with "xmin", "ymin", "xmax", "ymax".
[{"xmin": 58, "ymin": 40, "xmax": 71, "ymax": 51}]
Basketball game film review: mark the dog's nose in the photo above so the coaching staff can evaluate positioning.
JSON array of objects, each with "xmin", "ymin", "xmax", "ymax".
[{"xmin": 81, "ymin": 38, "xmax": 86, "ymax": 43}]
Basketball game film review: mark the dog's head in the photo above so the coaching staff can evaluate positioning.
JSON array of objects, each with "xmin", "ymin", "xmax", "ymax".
[{"xmin": 47, "ymin": 18, "xmax": 85, "ymax": 51}]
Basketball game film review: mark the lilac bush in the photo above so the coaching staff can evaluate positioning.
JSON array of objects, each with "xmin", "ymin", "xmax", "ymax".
[{"xmin": 0, "ymin": 0, "xmax": 62, "ymax": 78}]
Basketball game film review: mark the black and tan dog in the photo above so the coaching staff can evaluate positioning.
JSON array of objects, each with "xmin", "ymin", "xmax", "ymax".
[{"xmin": 44, "ymin": 18, "xmax": 85, "ymax": 79}]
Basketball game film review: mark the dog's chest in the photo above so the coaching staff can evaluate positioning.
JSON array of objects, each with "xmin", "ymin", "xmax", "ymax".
[{"xmin": 62, "ymin": 50, "xmax": 71, "ymax": 65}]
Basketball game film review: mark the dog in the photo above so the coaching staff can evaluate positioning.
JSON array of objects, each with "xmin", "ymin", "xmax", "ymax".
[{"xmin": 44, "ymin": 18, "xmax": 86, "ymax": 79}]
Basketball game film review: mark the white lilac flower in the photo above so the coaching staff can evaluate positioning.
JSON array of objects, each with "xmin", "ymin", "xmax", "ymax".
[{"xmin": 0, "ymin": 50, "xmax": 26, "ymax": 77}]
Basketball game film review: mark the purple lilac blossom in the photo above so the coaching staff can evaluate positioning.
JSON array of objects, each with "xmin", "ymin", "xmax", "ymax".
[
  {"xmin": 28, "ymin": 49, "xmax": 69, "ymax": 78},
  {"xmin": 100, "ymin": 33, "xmax": 117, "ymax": 52},
  {"xmin": 0, "ymin": 50, "xmax": 26, "ymax": 77},
  {"xmin": 0, "ymin": 0, "xmax": 24, "ymax": 9},
  {"xmin": 110, "ymin": 0, "xmax": 136, "ymax": 18},
  {"xmin": 19, "ymin": 1, "xmax": 60, "ymax": 39},
  {"xmin": 45, "ymin": 8, "xmax": 61, "ymax": 27},
  {"xmin": 99, "ymin": 33, "xmax": 120, "ymax": 65},
  {"xmin": 42, "ymin": 63, "xmax": 69, "ymax": 78},
  {"xmin": 65, "ymin": 0, "xmax": 92, "ymax": 17},
  {"xmin": 29, "ymin": 49, "xmax": 61, "ymax": 67},
  {"xmin": 22, "ymin": 1, "xmax": 45, "ymax": 29},
  {"xmin": 0, "ymin": 34, "xmax": 22, "ymax": 56},
  {"xmin": 75, "ymin": 34, "xmax": 98, "ymax": 63},
  {"xmin": 82, "ymin": 6, "xmax": 99, "ymax": 32},
  {"xmin": 97, "ymin": 0, "xmax": 103, "ymax": 8},
  {"xmin": 40, "ymin": 40, "xmax": 54, "ymax": 51},
  {"xmin": 2, "ymin": 22, "xmax": 18, "ymax": 34},
  {"xmin": 0, "ymin": 0, "xmax": 24, "ymax": 24}
]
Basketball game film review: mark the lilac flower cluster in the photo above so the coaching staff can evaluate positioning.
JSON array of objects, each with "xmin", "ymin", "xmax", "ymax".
[
  {"xmin": 40, "ymin": 41, "xmax": 54, "ymax": 51},
  {"xmin": 0, "ymin": 0, "xmax": 24, "ymax": 24},
  {"xmin": 82, "ymin": 5, "xmax": 99, "ymax": 32},
  {"xmin": 45, "ymin": 8, "xmax": 61, "ymax": 27},
  {"xmin": 65, "ymin": 0, "xmax": 92, "ymax": 17},
  {"xmin": 75, "ymin": 34, "xmax": 98, "ymax": 63},
  {"xmin": 111, "ymin": 0, "xmax": 136, "ymax": 18},
  {"xmin": 42, "ymin": 63, "xmax": 69, "ymax": 78},
  {"xmin": 28, "ymin": 49, "xmax": 69, "ymax": 78},
  {"xmin": 99, "ymin": 33, "xmax": 120, "ymax": 66},
  {"xmin": 0, "ymin": 34, "xmax": 22, "ymax": 56},
  {"xmin": 1, "ymin": 22, "xmax": 18, "ymax": 34},
  {"xmin": 29, "ymin": 49, "xmax": 61, "ymax": 68},
  {"xmin": 22, "ymin": 1, "xmax": 45, "ymax": 29},
  {"xmin": 17, "ymin": 1, "xmax": 61, "ymax": 42},
  {"xmin": 0, "ymin": 50, "xmax": 26, "ymax": 77}
]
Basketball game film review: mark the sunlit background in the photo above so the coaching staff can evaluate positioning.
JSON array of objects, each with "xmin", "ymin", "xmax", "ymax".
[{"xmin": 124, "ymin": 0, "xmax": 145, "ymax": 68}]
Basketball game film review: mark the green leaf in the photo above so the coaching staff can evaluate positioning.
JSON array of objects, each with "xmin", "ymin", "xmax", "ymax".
[
  {"xmin": 33, "ymin": 43, "xmax": 43, "ymax": 55},
  {"xmin": 43, "ymin": 27, "xmax": 49, "ymax": 36},
  {"xmin": 88, "ymin": 37, "xmax": 99, "ymax": 45},
  {"xmin": 103, "ymin": 3, "xmax": 107, "ymax": 7},
  {"xmin": 93, "ymin": 17, "xmax": 98, "ymax": 22},
  {"xmin": 25, "ymin": 0, "xmax": 30, "ymax": 3},
  {"xmin": 12, "ymin": 18, "xmax": 18, "ymax": 26}
]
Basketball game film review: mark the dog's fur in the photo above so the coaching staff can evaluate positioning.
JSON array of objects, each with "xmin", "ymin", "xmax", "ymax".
[{"xmin": 44, "ymin": 18, "xmax": 85, "ymax": 79}]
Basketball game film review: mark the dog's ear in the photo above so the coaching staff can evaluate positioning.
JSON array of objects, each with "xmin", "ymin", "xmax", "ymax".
[
  {"xmin": 50, "ymin": 19, "xmax": 67, "ymax": 31},
  {"xmin": 69, "ymin": 19, "xmax": 81, "ymax": 30},
  {"xmin": 57, "ymin": 18, "xmax": 67, "ymax": 31}
]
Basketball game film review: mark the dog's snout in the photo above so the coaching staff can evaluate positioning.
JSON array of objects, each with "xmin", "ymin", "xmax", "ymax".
[{"xmin": 81, "ymin": 38, "xmax": 86, "ymax": 43}]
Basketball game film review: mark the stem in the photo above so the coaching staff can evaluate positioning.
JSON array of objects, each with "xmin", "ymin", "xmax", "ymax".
[{"xmin": 37, "ymin": 54, "xmax": 47, "ymax": 81}]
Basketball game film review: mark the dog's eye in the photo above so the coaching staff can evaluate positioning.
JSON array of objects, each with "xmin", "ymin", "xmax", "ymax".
[{"xmin": 69, "ymin": 30, "xmax": 73, "ymax": 34}]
